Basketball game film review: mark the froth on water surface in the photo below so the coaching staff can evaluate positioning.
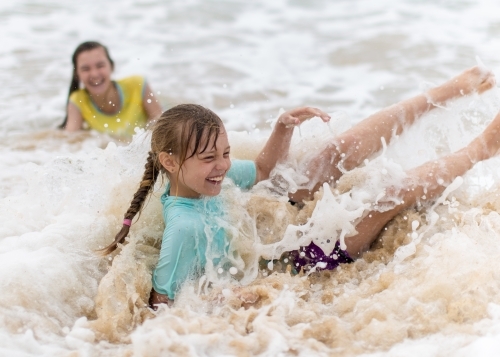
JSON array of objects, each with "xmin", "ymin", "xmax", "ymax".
[
  {"xmin": 3, "ymin": 93, "xmax": 500, "ymax": 355},
  {"xmin": 3, "ymin": 0, "xmax": 500, "ymax": 354}
]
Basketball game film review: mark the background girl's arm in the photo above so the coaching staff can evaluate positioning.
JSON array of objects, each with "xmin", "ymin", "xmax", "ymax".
[
  {"xmin": 142, "ymin": 83, "xmax": 163, "ymax": 121},
  {"xmin": 254, "ymin": 107, "xmax": 330, "ymax": 182},
  {"xmin": 64, "ymin": 102, "xmax": 84, "ymax": 131}
]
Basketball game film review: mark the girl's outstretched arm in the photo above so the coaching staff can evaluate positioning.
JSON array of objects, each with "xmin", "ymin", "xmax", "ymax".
[{"xmin": 254, "ymin": 107, "xmax": 330, "ymax": 182}]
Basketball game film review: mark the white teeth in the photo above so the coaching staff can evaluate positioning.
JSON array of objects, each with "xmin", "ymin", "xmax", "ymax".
[{"xmin": 207, "ymin": 175, "xmax": 223, "ymax": 182}]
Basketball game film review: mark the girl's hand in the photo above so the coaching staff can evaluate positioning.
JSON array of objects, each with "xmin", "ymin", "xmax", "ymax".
[
  {"xmin": 278, "ymin": 107, "xmax": 330, "ymax": 128},
  {"xmin": 149, "ymin": 289, "xmax": 173, "ymax": 310}
]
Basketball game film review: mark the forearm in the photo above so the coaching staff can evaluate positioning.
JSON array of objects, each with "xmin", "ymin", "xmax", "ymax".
[
  {"xmin": 254, "ymin": 121, "xmax": 294, "ymax": 182},
  {"xmin": 65, "ymin": 103, "xmax": 84, "ymax": 131},
  {"xmin": 254, "ymin": 106, "xmax": 331, "ymax": 183}
]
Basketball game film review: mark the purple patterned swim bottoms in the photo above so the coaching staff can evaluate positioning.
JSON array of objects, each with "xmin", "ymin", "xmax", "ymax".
[{"xmin": 289, "ymin": 240, "xmax": 354, "ymax": 272}]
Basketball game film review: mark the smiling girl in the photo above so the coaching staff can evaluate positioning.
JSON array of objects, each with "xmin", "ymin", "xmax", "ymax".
[
  {"xmin": 62, "ymin": 41, "xmax": 162, "ymax": 137},
  {"xmin": 100, "ymin": 104, "xmax": 330, "ymax": 306}
]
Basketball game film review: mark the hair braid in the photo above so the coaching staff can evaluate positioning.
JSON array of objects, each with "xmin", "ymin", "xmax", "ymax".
[{"xmin": 100, "ymin": 151, "xmax": 159, "ymax": 255}]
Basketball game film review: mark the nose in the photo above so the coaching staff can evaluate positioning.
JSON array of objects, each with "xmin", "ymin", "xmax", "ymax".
[
  {"xmin": 89, "ymin": 67, "xmax": 99, "ymax": 79},
  {"xmin": 215, "ymin": 157, "xmax": 230, "ymax": 171}
]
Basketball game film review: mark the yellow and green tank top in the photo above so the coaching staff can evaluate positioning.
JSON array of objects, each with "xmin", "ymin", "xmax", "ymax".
[{"xmin": 69, "ymin": 75, "xmax": 148, "ymax": 136}]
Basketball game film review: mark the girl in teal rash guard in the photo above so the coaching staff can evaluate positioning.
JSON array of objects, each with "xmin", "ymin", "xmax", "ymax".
[{"xmin": 100, "ymin": 103, "xmax": 331, "ymax": 306}]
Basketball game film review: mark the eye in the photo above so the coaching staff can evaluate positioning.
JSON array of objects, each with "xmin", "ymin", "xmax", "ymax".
[
  {"xmin": 203, "ymin": 156, "xmax": 215, "ymax": 161},
  {"xmin": 223, "ymin": 151, "xmax": 230, "ymax": 158}
]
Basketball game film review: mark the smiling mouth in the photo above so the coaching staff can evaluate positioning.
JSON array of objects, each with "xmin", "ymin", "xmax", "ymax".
[
  {"xmin": 89, "ymin": 79, "xmax": 104, "ymax": 86},
  {"xmin": 206, "ymin": 175, "xmax": 224, "ymax": 184}
]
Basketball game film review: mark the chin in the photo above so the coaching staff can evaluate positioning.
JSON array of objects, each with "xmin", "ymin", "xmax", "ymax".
[{"xmin": 205, "ymin": 188, "xmax": 222, "ymax": 197}]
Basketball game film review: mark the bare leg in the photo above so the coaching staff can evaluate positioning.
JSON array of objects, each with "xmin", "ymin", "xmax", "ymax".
[
  {"xmin": 290, "ymin": 66, "xmax": 495, "ymax": 202},
  {"xmin": 345, "ymin": 110, "xmax": 500, "ymax": 258}
]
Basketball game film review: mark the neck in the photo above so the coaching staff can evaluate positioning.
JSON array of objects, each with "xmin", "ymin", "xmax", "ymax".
[
  {"xmin": 89, "ymin": 82, "xmax": 120, "ymax": 114},
  {"xmin": 168, "ymin": 180, "xmax": 201, "ymax": 199}
]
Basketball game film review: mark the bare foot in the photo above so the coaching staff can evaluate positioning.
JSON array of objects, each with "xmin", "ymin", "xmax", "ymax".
[{"xmin": 428, "ymin": 66, "xmax": 496, "ymax": 103}]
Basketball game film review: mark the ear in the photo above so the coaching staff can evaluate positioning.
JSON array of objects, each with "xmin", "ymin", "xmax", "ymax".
[{"xmin": 158, "ymin": 152, "xmax": 178, "ymax": 173}]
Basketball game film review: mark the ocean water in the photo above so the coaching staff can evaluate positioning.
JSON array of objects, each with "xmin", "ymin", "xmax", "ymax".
[{"xmin": 2, "ymin": 0, "xmax": 500, "ymax": 356}]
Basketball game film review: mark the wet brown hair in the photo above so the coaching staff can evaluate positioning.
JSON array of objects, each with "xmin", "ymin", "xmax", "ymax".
[
  {"xmin": 60, "ymin": 41, "xmax": 115, "ymax": 128},
  {"xmin": 100, "ymin": 104, "xmax": 224, "ymax": 255}
]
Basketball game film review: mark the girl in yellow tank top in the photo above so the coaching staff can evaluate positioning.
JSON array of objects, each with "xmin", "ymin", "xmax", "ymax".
[{"xmin": 62, "ymin": 41, "xmax": 162, "ymax": 138}]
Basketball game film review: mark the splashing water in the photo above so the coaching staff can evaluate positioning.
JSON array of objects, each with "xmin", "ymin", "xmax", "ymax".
[{"xmin": 4, "ymin": 0, "xmax": 500, "ymax": 356}]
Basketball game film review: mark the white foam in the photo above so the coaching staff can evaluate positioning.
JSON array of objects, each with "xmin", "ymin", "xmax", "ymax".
[{"xmin": 3, "ymin": 0, "xmax": 500, "ymax": 355}]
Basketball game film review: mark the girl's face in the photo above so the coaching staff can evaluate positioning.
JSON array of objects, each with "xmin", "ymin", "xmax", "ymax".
[
  {"xmin": 173, "ymin": 129, "xmax": 231, "ymax": 198},
  {"xmin": 76, "ymin": 47, "xmax": 113, "ymax": 97}
]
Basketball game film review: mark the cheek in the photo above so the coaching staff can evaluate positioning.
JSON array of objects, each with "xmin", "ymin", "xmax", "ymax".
[
  {"xmin": 76, "ymin": 71, "xmax": 86, "ymax": 81},
  {"xmin": 101, "ymin": 67, "xmax": 112, "ymax": 77},
  {"xmin": 182, "ymin": 161, "xmax": 210, "ymax": 179}
]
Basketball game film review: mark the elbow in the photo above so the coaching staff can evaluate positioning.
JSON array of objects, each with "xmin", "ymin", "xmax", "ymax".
[{"xmin": 254, "ymin": 162, "xmax": 271, "ymax": 183}]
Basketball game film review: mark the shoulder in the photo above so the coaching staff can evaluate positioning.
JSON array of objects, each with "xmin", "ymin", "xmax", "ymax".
[
  {"xmin": 226, "ymin": 160, "xmax": 257, "ymax": 189},
  {"xmin": 69, "ymin": 89, "xmax": 88, "ymax": 104},
  {"xmin": 163, "ymin": 198, "xmax": 204, "ymax": 230},
  {"xmin": 118, "ymin": 75, "xmax": 146, "ymax": 88},
  {"xmin": 161, "ymin": 201, "xmax": 206, "ymax": 249},
  {"xmin": 117, "ymin": 76, "xmax": 147, "ymax": 100}
]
